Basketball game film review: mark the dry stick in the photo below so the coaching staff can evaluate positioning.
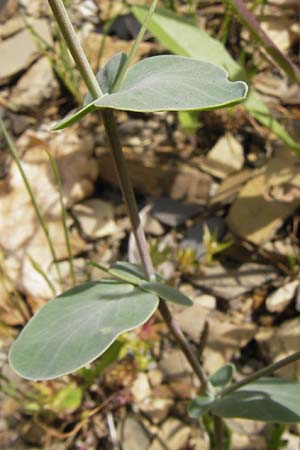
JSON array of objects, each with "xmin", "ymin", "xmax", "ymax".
[{"xmin": 48, "ymin": 0, "xmax": 210, "ymax": 394}]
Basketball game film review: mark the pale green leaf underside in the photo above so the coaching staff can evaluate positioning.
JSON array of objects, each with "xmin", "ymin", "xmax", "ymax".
[
  {"xmin": 53, "ymin": 53, "xmax": 247, "ymax": 130},
  {"xmin": 211, "ymin": 378, "xmax": 300, "ymax": 423},
  {"xmin": 94, "ymin": 55, "xmax": 248, "ymax": 112},
  {"xmin": 9, "ymin": 280, "xmax": 158, "ymax": 381},
  {"xmin": 92, "ymin": 260, "xmax": 191, "ymax": 306},
  {"xmin": 52, "ymin": 99, "xmax": 97, "ymax": 131}
]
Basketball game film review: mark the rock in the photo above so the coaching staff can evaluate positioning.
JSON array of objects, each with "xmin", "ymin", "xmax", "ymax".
[
  {"xmin": 256, "ymin": 318, "xmax": 300, "ymax": 378},
  {"xmin": 97, "ymin": 147, "xmax": 213, "ymax": 204},
  {"xmin": 200, "ymin": 133, "xmax": 244, "ymax": 179},
  {"xmin": 0, "ymin": 282, "xmax": 26, "ymax": 325},
  {"xmin": 0, "ymin": 17, "xmax": 24, "ymax": 38},
  {"xmin": 0, "ymin": 0, "xmax": 17, "ymax": 23},
  {"xmin": 194, "ymin": 294, "xmax": 216, "ymax": 309},
  {"xmin": 131, "ymin": 373, "xmax": 151, "ymax": 403},
  {"xmin": 151, "ymin": 197, "xmax": 204, "ymax": 227},
  {"xmin": 73, "ymin": 199, "xmax": 118, "ymax": 239},
  {"xmin": 228, "ymin": 418, "xmax": 266, "ymax": 450},
  {"xmin": 120, "ymin": 416, "xmax": 150, "ymax": 450},
  {"xmin": 148, "ymin": 418, "xmax": 190, "ymax": 450},
  {"xmin": 210, "ymin": 169, "xmax": 257, "ymax": 206},
  {"xmin": 0, "ymin": 19, "xmax": 52, "ymax": 83},
  {"xmin": 174, "ymin": 304, "xmax": 210, "ymax": 342},
  {"xmin": 204, "ymin": 311, "xmax": 256, "ymax": 375},
  {"xmin": 180, "ymin": 216, "xmax": 227, "ymax": 258},
  {"xmin": 148, "ymin": 369, "xmax": 164, "ymax": 387},
  {"xmin": 138, "ymin": 398, "xmax": 174, "ymax": 424},
  {"xmin": 265, "ymin": 280, "xmax": 299, "ymax": 313},
  {"xmin": 228, "ymin": 148, "xmax": 300, "ymax": 245},
  {"xmin": 10, "ymin": 58, "xmax": 60, "ymax": 112},
  {"xmin": 159, "ymin": 349, "xmax": 192, "ymax": 377},
  {"xmin": 190, "ymin": 263, "xmax": 278, "ymax": 301},
  {"xmin": 261, "ymin": 17, "xmax": 298, "ymax": 53},
  {"xmin": 0, "ymin": 128, "xmax": 97, "ymax": 299}
]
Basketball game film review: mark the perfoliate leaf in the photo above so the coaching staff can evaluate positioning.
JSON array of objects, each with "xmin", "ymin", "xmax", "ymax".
[
  {"xmin": 209, "ymin": 363, "xmax": 236, "ymax": 389},
  {"xmin": 109, "ymin": 261, "xmax": 147, "ymax": 284},
  {"xmin": 84, "ymin": 52, "xmax": 128, "ymax": 106},
  {"xmin": 9, "ymin": 280, "xmax": 158, "ymax": 380},
  {"xmin": 211, "ymin": 378, "xmax": 300, "ymax": 423},
  {"xmin": 52, "ymin": 52, "xmax": 127, "ymax": 131},
  {"xmin": 188, "ymin": 392, "xmax": 215, "ymax": 418},
  {"xmin": 94, "ymin": 55, "xmax": 247, "ymax": 112},
  {"xmin": 52, "ymin": 99, "xmax": 97, "ymax": 131},
  {"xmin": 139, "ymin": 281, "xmax": 193, "ymax": 306},
  {"xmin": 132, "ymin": 6, "xmax": 299, "ymax": 152}
]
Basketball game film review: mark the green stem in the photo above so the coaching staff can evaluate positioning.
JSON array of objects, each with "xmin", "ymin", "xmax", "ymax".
[
  {"xmin": 46, "ymin": 150, "xmax": 76, "ymax": 286},
  {"xmin": 48, "ymin": 0, "xmax": 210, "ymax": 393},
  {"xmin": 0, "ymin": 120, "xmax": 63, "ymax": 286},
  {"xmin": 218, "ymin": 351, "xmax": 300, "ymax": 398},
  {"xmin": 48, "ymin": 0, "xmax": 103, "ymax": 100}
]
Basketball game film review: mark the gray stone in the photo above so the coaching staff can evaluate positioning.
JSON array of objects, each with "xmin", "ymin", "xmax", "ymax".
[
  {"xmin": 0, "ymin": 19, "xmax": 52, "ymax": 83},
  {"xmin": 10, "ymin": 57, "xmax": 59, "ymax": 112}
]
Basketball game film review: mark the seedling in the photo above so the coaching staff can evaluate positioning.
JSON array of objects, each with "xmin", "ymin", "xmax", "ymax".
[{"xmin": 6, "ymin": 1, "xmax": 300, "ymax": 448}]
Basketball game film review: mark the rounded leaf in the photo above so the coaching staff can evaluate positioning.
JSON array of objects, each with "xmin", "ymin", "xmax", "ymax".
[
  {"xmin": 212, "ymin": 378, "xmax": 300, "ymax": 423},
  {"xmin": 95, "ymin": 55, "xmax": 248, "ymax": 112},
  {"xmin": 9, "ymin": 280, "xmax": 158, "ymax": 381},
  {"xmin": 209, "ymin": 363, "xmax": 236, "ymax": 388},
  {"xmin": 188, "ymin": 392, "xmax": 215, "ymax": 418}
]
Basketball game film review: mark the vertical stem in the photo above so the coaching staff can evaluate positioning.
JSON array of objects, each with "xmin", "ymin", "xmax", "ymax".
[
  {"xmin": 213, "ymin": 416, "xmax": 224, "ymax": 450},
  {"xmin": 48, "ymin": 0, "xmax": 210, "ymax": 394}
]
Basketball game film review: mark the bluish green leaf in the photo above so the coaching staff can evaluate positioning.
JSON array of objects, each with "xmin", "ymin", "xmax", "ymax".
[
  {"xmin": 212, "ymin": 378, "xmax": 300, "ymax": 423},
  {"xmin": 94, "ymin": 55, "xmax": 247, "ymax": 112},
  {"xmin": 9, "ymin": 280, "xmax": 159, "ymax": 381},
  {"xmin": 209, "ymin": 363, "xmax": 236, "ymax": 389},
  {"xmin": 109, "ymin": 261, "xmax": 147, "ymax": 284},
  {"xmin": 188, "ymin": 392, "xmax": 215, "ymax": 418},
  {"xmin": 84, "ymin": 52, "xmax": 128, "ymax": 106},
  {"xmin": 52, "ymin": 52, "xmax": 127, "ymax": 131},
  {"xmin": 139, "ymin": 280, "xmax": 193, "ymax": 306},
  {"xmin": 132, "ymin": 6, "xmax": 299, "ymax": 153},
  {"xmin": 52, "ymin": 99, "xmax": 97, "ymax": 131}
]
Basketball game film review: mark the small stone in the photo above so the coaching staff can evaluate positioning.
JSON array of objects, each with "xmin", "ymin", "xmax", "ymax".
[
  {"xmin": 148, "ymin": 369, "xmax": 164, "ymax": 387},
  {"xmin": 73, "ymin": 199, "xmax": 118, "ymax": 239},
  {"xmin": 200, "ymin": 133, "xmax": 244, "ymax": 179},
  {"xmin": 0, "ymin": 19, "xmax": 52, "ymax": 83},
  {"xmin": 265, "ymin": 280, "xmax": 299, "ymax": 313},
  {"xmin": 194, "ymin": 294, "xmax": 216, "ymax": 309},
  {"xmin": 120, "ymin": 416, "xmax": 150, "ymax": 450},
  {"xmin": 149, "ymin": 418, "xmax": 190, "ymax": 450},
  {"xmin": 138, "ymin": 398, "xmax": 174, "ymax": 424},
  {"xmin": 131, "ymin": 373, "xmax": 151, "ymax": 402},
  {"xmin": 0, "ymin": 17, "xmax": 24, "ymax": 38},
  {"xmin": 10, "ymin": 58, "xmax": 60, "ymax": 112}
]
